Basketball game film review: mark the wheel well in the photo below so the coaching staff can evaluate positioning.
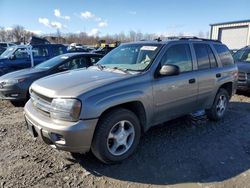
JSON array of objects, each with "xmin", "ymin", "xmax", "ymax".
[
  {"xmin": 98, "ymin": 101, "xmax": 147, "ymax": 132},
  {"xmin": 219, "ymin": 82, "xmax": 233, "ymax": 98}
]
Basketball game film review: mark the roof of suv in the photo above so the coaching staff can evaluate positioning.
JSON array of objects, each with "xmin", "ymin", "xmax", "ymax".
[{"xmin": 126, "ymin": 37, "xmax": 222, "ymax": 45}]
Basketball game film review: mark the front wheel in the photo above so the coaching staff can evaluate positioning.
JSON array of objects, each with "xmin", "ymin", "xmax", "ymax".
[
  {"xmin": 206, "ymin": 88, "xmax": 229, "ymax": 121},
  {"xmin": 91, "ymin": 108, "xmax": 141, "ymax": 164}
]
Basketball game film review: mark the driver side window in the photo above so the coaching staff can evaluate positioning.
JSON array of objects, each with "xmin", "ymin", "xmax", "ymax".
[{"xmin": 161, "ymin": 44, "xmax": 193, "ymax": 73}]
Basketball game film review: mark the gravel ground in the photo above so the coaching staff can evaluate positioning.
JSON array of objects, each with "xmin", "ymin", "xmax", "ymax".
[{"xmin": 1, "ymin": 93, "xmax": 250, "ymax": 188}]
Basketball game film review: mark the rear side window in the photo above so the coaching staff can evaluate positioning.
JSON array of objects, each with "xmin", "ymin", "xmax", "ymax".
[
  {"xmin": 214, "ymin": 44, "xmax": 234, "ymax": 66},
  {"xmin": 32, "ymin": 46, "xmax": 49, "ymax": 57},
  {"xmin": 52, "ymin": 46, "xmax": 65, "ymax": 56},
  {"xmin": 194, "ymin": 44, "xmax": 210, "ymax": 69},
  {"xmin": 161, "ymin": 44, "xmax": 192, "ymax": 73},
  {"xmin": 194, "ymin": 44, "xmax": 218, "ymax": 69}
]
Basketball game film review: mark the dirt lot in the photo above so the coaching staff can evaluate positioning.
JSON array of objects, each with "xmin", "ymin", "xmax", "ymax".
[{"xmin": 1, "ymin": 93, "xmax": 250, "ymax": 188}]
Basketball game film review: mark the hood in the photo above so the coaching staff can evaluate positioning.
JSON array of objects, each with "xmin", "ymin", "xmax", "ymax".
[
  {"xmin": 236, "ymin": 62, "xmax": 250, "ymax": 73},
  {"xmin": 31, "ymin": 69, "xmax": 129, "ymax": 98},
  {"xmin": 0, "ymin": 68, "xmax": 46, "ymax": 81}
]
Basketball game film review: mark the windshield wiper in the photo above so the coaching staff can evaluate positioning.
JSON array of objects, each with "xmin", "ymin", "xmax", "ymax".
[
  {"xmin": 111, "ymin": 67, "xmax": 131, "ymax": 74},
  {"xmin": 94, "ymin": 64, "xmax": 105, "ymax": 70}
]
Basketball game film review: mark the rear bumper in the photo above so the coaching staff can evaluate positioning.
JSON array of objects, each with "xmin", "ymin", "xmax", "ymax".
[{"xmin": 24, "ymin": 100, "xmax": 98, "ymax": 153}]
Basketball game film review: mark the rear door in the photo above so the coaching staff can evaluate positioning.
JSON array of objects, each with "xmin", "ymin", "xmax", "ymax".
[
  {"xmin": 191, "ymin": 43, "xmax": 220, "ymax": 108},
  {"xmin": 152, "ymin": 43, "xmax": 199, "ymax": 123}
]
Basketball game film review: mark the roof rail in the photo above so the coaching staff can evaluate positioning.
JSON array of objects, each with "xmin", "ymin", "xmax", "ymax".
[
  {"xmin": 180, "ymin": 37, "xmax": 222, "ymax": 43},
  {"xmin": 166, "ymin": 36, "xmax": 222, "ymax": 43}
]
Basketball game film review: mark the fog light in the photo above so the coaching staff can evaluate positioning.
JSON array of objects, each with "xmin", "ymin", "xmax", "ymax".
[{"xmin": 50, "ymin": 133, "xmax": 66, "ymax": 145}]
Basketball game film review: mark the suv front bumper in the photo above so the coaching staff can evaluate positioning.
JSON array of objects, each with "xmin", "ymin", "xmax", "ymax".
[{"xmin": 24, "ymin": 100, "xmax": 98, "ymax": 153}]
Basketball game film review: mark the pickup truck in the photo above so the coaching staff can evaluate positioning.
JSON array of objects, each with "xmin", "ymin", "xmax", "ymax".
[
  {"xmin": 24, "ymin": 37, "xmax": 238, "ymax": 164},
  {"xmin": 0, "ymin": 44, "xmax": 67, "ymax": 76}
]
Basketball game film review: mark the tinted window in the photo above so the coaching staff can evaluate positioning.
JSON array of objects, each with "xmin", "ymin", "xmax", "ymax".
[
  {"xmin": 53, "ymin": 46, "xmax": 65, "ymax": 56},
  {"xmin": 214, "ymin": 44, "xmax": 234, "ymax": 66},
  {"xmin": 207, "ymin": 45, "xmax": 217, "ymax": 68},
  {"xmin": 161, "ymin": 44, "xmax": 192, "ymax": 72},
  {"xmin": 194, "ymin": 44, "xmax": 210, "ymax": 70},
  {"xmin": 32, "ymin": 46, "xmax": 48, "ymax": 57},
  {"xmin": 0, "ymin": 43, "xmax": 7, "ymax": 48}
]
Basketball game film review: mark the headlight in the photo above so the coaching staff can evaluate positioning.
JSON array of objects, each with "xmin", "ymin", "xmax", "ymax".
[
  {"xmin": 50, "ymin": 98, "xmax": 82, "ymax": 122},
  {"xmin": 4, "ymin": 78, "xmax": 26, "ymax": 86}
]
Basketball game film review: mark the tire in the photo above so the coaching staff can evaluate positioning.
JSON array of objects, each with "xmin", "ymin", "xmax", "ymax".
[
  {"xmin": 206, "ymin": 88, "xmax": 229, "ymax": 121},
  {"xmin": 10, "ymin": 100, "xmax": 25, "ymax": 107},
  {"xmin": 91, "ymin": 108, "xmax": 141, "ymax": 164}
]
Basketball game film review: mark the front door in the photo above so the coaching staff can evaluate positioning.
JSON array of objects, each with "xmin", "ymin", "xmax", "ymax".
[
  {"xmin": 10, "ymin": 48, "xmax": 31, "ymax": 70},
  {"xmin": 153, "ymin": 43, "xmax": 198, "ymax": 124}
]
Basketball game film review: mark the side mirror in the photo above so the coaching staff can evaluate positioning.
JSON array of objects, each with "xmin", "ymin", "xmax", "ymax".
[
  {"xmin": 9, "ymin": 54, "xmax": 16, "ymax": 60},
  {"xmin": 159, "ymin": 64, "xmax": 180, "ymax": 76}
]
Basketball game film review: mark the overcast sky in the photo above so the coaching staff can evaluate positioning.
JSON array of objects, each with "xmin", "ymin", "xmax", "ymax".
[{"xmin": 0, "ymin": 0, "xmax": 249, "ymax": 36}]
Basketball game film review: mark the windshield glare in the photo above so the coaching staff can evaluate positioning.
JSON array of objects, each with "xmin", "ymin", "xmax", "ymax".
[
  {"xmin": 233, "ymin": 48, "xmax": 250, "ymax": 62},
  {"xmin": 35, "ymin": 55, "xmax": 69, "ymax": 69},
  {"xmin": 0, "ymin": 47, "xmax": 16, "ymax": 58},
  {"xmin": 97, "ymin": 44, "xmax": 162, "ymax": 71}
]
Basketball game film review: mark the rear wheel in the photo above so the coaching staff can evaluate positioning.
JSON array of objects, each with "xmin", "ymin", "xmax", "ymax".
[
  {"xmin": 206, "ymin": 88, "xmax": 229, "ymax": 121},
  {"xmin": 91, "ymin": 108, "xmax": 141, "ymax": 164}
]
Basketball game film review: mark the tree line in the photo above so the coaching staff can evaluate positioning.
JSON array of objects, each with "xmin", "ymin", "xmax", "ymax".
[{"xmin": 0, "ymin": 25, "xmax": 209, "ymax": 45}]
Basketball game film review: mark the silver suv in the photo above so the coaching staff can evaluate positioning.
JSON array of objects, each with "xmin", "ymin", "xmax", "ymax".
[{"xmin": 24, "ymin": 37, "xmax": 238, "ymax": 163}]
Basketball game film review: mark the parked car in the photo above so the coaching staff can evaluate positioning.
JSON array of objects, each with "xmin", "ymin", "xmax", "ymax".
[
  {"xmin": 92, "ymin": 46, "xmax": 116, "ymax": 55},
  {"xmin": 0, "ymin": 44, "xmax": 67, "ymax": 76},
  {"xmin": 0, "ymin": 53, "xmax": 103, "ymax": 104},
  {"xmin": 24, "ymin": 37, "xmax": 238, "ymax": 163},
  {"xmin": 233, "ymin": 46, "xmax": 250, "ymax": 91},
  {"xmin": 0, "ymin": 42, "xmax": 16, "ymax": 55}
]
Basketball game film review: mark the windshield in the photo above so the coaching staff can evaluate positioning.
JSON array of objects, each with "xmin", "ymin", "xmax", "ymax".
[
  {"xmin": 0, "ymin": 43, "xmax": 7, "ymax": 48},
  {"xmin": 233, "ymin": 48, "xmax": 250, "ymax": 62},
  {"xmin": 0, "ymin": 47, "xmax": 16, "ymax": 58},
  {"xmin": 35, "ymin": 55, "xmax": 69, "ymax": 69},
  {"xmin": 97, "ymin": 43, "xmax": 162, "ymax": 71}
]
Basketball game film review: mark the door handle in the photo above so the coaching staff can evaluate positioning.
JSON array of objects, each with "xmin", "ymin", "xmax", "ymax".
[
  {"xmin": 216, "ymin": 73, "xmax": 221, "ymax": 78},
  {"xmin": 189, "ymin": 78, "xmax": 196, "ymax": 84}
]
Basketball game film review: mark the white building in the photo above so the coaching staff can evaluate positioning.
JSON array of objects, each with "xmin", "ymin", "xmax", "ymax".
[{"xmin": 210, "ymin": 20, "xmax": 250, "ymax": 50}]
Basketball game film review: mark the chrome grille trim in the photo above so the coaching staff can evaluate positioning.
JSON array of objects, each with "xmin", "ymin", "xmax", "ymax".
[
  {"xmin": 30, "ymin": 90, "xmax": 51, "ymax": 115},
  {"xmin": 238, "ymin": 72, "xmax": 247, "ymax": 83}
]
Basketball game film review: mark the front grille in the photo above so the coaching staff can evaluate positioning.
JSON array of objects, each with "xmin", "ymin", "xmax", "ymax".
[
  {"xmin": 238, "ymin": 72, "xmax": 247, "ymax": 83},
  {"xmin": 30, "ymin": 90, "xmax": 52, "ymax": 116}
]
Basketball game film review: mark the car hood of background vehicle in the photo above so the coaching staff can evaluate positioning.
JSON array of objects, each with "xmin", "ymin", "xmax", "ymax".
[
  {"xmin": 0, "ymin": 68, "xmax": 46, "ymax": 80},
  {"xmin": 31, "ymin": 69, "xmax": 129, "ymax": 98},
  {"xmin": 237, "ymin": 62, "xmax": 250, "ymax": 72}
]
